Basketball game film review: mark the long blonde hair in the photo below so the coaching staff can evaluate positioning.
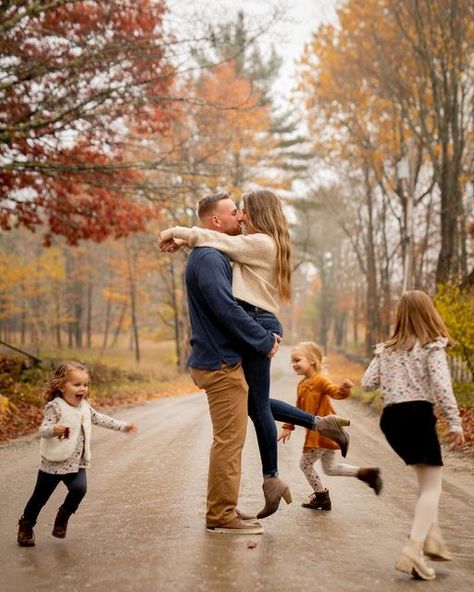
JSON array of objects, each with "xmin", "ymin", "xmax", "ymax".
[
  {"xmin": 44, "ymin": 361, "xmax": 90, "ymax": 404},
  {"xmin": 242, "ymin": 190, "xmax": 292, "ymax": 303},
  {"xmin": 384, "ymin": 290, "xmax": 453, "ymax": 351}
]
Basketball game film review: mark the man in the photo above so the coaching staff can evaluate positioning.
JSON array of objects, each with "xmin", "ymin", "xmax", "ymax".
[{"xmin": 160, "ymin": 193, "xmax": 279, "ymax": 534}]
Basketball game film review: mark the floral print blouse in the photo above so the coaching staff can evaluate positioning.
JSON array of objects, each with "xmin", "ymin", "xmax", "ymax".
[
  {"xmin": 362, "ymin": 337, "xmax": 462, "ymax": 432},
  {"xmin": 38, "ymin": 399, "xmax": 129, "ymax": 474}
]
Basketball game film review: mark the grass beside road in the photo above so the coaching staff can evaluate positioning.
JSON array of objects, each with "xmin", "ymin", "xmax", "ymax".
[{"xmin": 0, "ymin": 340, "xmax": 194, "ymax": 442}]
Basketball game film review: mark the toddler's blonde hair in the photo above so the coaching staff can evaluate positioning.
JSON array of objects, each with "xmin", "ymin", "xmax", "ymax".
[
  {"xmin": 292, "ymin": 341, "xmax": 326, "ymax": 374},
  {"xmin": 44, "ymin": 361, "xmax": 90, "ymax": 404}
]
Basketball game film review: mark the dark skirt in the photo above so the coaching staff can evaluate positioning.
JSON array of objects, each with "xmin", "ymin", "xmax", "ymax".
[{"xmin": 380, "ymin": 401, "xmax": 443, "ymax": 466}]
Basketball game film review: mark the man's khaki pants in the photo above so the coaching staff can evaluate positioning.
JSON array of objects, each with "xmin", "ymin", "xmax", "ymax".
[{"xmin": 190, "ymin": 363, "xmax": 248, "ymax": 527}]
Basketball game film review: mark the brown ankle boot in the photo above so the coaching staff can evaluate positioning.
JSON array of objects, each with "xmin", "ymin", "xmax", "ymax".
[
  {"xmin": 316, "ymin": 416, "xmax": 350, "ymax": 457},
  {"xmin": 52, "ymin": 506, "xmax": 71, "ymax": 538},
  {"xmin": 17, "ymin": 516, "xmax": 35, "ymax": 547},
  {"xmin": 302, "ymin": 489, "xmax": 332, "ymax": 511},
  {"xmin": 256, "ymin": 477, "xmax": 292, "ymax": 519},
  {"xmin": 357, "ymin": 468, "xmax": 383, "ymax": 495}
]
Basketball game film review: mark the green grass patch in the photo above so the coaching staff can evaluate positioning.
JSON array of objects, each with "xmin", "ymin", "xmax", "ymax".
[
  {"xmin": 350, "ymin": 385, "xmax": 383, "ymax": 412},
  {"xmin": 453, "ymin": 382, "xmax": 474, "ymax": 408}
]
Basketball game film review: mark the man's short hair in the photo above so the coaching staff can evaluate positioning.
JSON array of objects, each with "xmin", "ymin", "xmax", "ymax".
[{"xmin": 197, "ymin": 192, "xmax": 230, "ymax": 220}]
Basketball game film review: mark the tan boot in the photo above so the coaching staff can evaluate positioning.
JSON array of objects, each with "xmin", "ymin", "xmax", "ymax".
[
  {"xmin": 316, "ymin": 416, "xmax": 350, "ymax": 457},
  {"xmin": 395, "ymin": 538, "xmax": 436, "ymax": 580},
  {"xmin": 256, "ymin": 477, "xmax": 292, "ymax": 519},
  {"xmin": 424, "ymin": 523, "xmax": 454, "ymax": 561}
]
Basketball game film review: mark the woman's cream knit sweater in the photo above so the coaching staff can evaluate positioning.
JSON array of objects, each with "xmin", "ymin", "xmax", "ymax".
[{"xmin": 172, "ymin": 226, "xmax": 280, "ymax": 314}]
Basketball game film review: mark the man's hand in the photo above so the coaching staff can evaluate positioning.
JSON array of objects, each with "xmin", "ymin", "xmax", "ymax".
[{"xmin": 268, "ymin": 333, "xmax": 281, "ymax": 358}]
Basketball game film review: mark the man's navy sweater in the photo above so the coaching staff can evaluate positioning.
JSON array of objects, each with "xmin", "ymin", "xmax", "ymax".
[{"xmin": 185, "ymin": 247, "xmax": 275, "ymax": 370}]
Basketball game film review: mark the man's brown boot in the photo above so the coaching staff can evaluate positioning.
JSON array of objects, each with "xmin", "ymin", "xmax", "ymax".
[
  {"xmin": 52, "ymin": 506, "xmax": 71, "ymax": 538},
  {"xmin": 17, "ymin": 516, "xmax": 35, "ymax": 547},
  {"xmin": 302, "ymin": 489, "xmax": 332, "ymax": 511}
]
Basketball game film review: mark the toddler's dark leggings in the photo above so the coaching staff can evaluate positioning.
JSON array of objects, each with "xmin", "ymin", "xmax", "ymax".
[{"xmin": 22, "ymin": 469, "xmax": 87, "ymax": 525}]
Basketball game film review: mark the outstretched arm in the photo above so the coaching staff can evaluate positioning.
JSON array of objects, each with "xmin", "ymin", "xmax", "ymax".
[
  {"xmin": 161, "ymin": 226, "xmax": 274, "ymax": 265},
  {"xmin": 361, "ymin": 356, "xmax": 380, "ymax": 391}
]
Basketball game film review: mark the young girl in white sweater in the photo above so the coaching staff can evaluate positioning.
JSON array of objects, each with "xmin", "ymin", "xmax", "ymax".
[
  {"xmin": 362, "ymin": 291, "xmax": 464, "ymax": 581},
  {"xmin": 17, "ymin": 361, "xmax": 137, "ymax": 546}
]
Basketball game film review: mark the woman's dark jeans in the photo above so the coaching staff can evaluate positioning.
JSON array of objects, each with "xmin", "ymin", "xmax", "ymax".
[
  {"xmin": 240, "ymin": 304, "xmax": 316, "ymax": 478},
  {"xmin": 270, "ymin": 399, "xmax": 316, "ymax": 430},
  {"xmin": 23, "ymin": 469, "xmax": 87, "ymax": 525}
]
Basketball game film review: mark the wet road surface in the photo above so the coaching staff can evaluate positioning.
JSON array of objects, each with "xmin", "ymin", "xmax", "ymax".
[{"xmin": 1, "ymin": 349, "xmax": 473, "ymax": 591}]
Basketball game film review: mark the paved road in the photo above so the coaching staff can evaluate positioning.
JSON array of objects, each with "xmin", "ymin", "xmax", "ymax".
[{"xmin": 1, "ymin": 349, "xmax": 473, "ymax": 592}]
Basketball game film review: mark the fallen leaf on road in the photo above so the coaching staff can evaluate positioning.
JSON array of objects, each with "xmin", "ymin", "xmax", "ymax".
[{"xmin": 246, "ymin": 541, "xmax": 257, "ymax": 549}]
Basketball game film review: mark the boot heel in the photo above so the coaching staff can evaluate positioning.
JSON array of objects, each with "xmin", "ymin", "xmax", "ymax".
[
  {"xmin": 395, "ymin": 540, "xmax": 436, "ymax": 580},
  {"xmin": 335, "ymin": 416, "xmax": 350, "ymax": 427},
  {"xmin": 282, "ymin": 488, "xmax": 293, "ymax": 504}
]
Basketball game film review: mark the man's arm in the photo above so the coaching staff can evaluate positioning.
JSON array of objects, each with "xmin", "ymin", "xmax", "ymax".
[{"xmin": 196, "ymin": 252, "xmax": 276, "ymax": 356}]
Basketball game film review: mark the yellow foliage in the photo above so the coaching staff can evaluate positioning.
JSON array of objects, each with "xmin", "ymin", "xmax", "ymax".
[
  {"xmin": 0, "ymin": 395, "xmax": 9, "ymax": 418},
  {"xmin": 435, "ymin": 284, "xmax": 474, "ymax": 376}
]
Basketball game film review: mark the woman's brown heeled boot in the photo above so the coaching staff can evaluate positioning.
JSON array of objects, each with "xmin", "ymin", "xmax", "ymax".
[
  {"xmin": 316, "ymin": 416, "xmax": 350, "ymax": 457},
  {"xmin": 256, "ymin": 477, "xmax": 293, "ymax": 519},
  {"xmin": 52, "ymin": 506, "xmax": 71, "ymax": 538}
]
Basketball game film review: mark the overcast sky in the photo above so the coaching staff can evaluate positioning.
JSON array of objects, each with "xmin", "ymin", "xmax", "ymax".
[{"xmin": 166, "ymin": 0, "xmax": 339, "ymax": 93}]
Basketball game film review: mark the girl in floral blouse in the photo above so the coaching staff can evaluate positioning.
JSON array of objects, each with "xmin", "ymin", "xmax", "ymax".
[
  {"xmin": 362, "ymin": 290, "xmax": 464, "ymax": 581},
  {"xmin": 17, "ymin": 361, "xmax": 137, "ymax": 547}
]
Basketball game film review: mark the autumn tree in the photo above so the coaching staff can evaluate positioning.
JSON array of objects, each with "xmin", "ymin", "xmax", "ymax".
[
  {"xmin": 1, "ymin": 0, "xmax": 173, "ymax": 244},
  {"xmin": 299, "ymin": 0, "xmax": 473, "ymax": 286}
]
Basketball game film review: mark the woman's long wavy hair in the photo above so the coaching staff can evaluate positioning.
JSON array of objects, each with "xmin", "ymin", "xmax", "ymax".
[
  {"xmin": 44, "ymin": 361, "xmax": 90, "ymax": 404},
  {"xmin": 242, "ymin": 189, "xmax": 292, "ymax": 303},
  {"xmin": 384, "ymin": 290, "xmax": 453, "ymax": 351}
]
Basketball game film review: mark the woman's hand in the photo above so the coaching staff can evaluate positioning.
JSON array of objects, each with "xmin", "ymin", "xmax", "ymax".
[
  {"xmin": 158, "ymin": 230, "xmax": 189, "ymax": 254},
  {"xmin": 159, "ymin": 228, "xmax": 174, "ymax": 242},
  {"xmin": 125, "ymin": 423, "xmax": 138, "ymax": 435}
]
